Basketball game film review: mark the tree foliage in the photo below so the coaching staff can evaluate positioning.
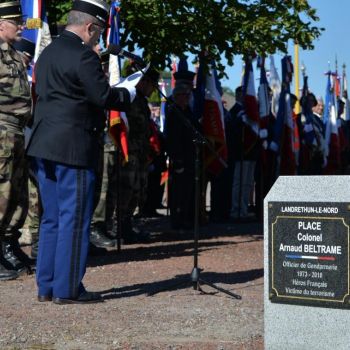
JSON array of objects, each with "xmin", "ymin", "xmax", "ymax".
[
  {"xmin": 46, "ymin": 1, "xmax": 72, "ymax": 25},
  {"xmin": 46, "ymin": 0, "xmax": 323, "ymax": 76}
]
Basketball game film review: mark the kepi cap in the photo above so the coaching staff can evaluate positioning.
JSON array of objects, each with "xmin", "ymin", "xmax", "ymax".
[
  {"xmin": 173, "ymin": 70, "xmax": 195, "ymax": 83},
  {"xmin": 0, "ymin": 1, "xmax": 23, "ymax": 19},
  {"xmin": 72, "ymin": 0, "xmax": 109, "ymax": 25},
  {"xmin": 13, "ymin": 37, "xmax": 35, "ymax": 58}
]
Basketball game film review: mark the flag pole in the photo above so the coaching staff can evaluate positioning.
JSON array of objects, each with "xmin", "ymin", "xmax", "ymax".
[{"xmin": 294, "ymin": 42, "xmax": 301, "ymax": 114}]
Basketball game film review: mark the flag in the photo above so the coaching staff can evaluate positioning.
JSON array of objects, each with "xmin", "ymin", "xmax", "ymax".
[
  {"xmin": 269, "ymin": 56, "xmax": 296, "ymax": 175},
  {"xmin": 193, "ymin": 61, "xmax": 227, "ymax": 175},
  {"xmin": 193, "ymin": 60, "xmax": 206, "ymax": 119},
  {"xmin": 323, "ymin": 71, "xmax": 332, "ymax": 125},
  {"xmin": 257, "ymin": 57, "xmax": 274, "ymax": 184},
  {"xmin": 241, "ymin": 58, "xmax": 259, "ymax": 155},
  {"xmin": 160, "ymin": 170, "xmax": 169, "ymax": 186},
  {"xmin": 300, "ymin": 71, "xmax": 319, "ymax": 150},
  {"xmin": 342, "ymin": 66, "xmax": 350, "ymax": 121},
  {"xmin": 269, "ymin": 55, "xmax": 281, "ymax": 118},
  {"xmin": 20, "ymin": 0, "xmax": 51, "ymax": 79},
  {"xmin": 257, "ymin": 57, "xmax": 276, "ymax": 195},
  {"xmin": 159, "ymin": 80, "xmax": 167, "ymax": 132},
  {"xmin": 171, "ymin": 57, "xmax": 177, "ymax": 89},
  {"xmin": 107, "ymin": 1, "xmax": 121, "ymax": 86},
  {"xmin": 107, "ymin": 1, "xmax": 129, "ymax": 162},
  {"xmin": 323, "ymin": 71, "xmax": 340, "ymax": 174},
  {"xmin": 149, "ymin": 119, "xmax": 161, "ymax": 162},
  {"xmin": 341, "ymin": 66, "xmax": 350, "ymax": 164},
  {"xmin": 333, "ymin": 70, "xmax": 341, "ymax": 100},
  {"xmin": 257, "ymin": 57, "xmax": 270, "ymax": 147},
  {"xmin": 203, "ymin": 67, "xmax": 227, "ymax": 175}
]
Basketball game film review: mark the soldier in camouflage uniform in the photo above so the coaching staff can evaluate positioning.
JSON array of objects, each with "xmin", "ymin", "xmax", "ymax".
[
  {"xmin": 0, "ymin": 1, "xmax": 32, "ymax": 281},
  {"xmin": 119, "ymin": 67, "xmax": 160, "ymax": 243},
  {"xmin": 14, "ymin": 38, "xmax": 41, "ymax": 258},
  {"xmin": 90, "ymin": 138, "xmax": 118, "ymax": 247},
  {"xmin": 25, "ymin": 173, "xmax": 41, "ymax": 257},
  {"xmin": 89, "ymin": 51, "xmax": 118, "ymax": 249}
]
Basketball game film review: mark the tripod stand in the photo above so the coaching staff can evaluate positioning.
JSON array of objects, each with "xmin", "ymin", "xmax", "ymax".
[{"xmin": 147, "ymin": 100, "xmax": 241, "ymax": 299}]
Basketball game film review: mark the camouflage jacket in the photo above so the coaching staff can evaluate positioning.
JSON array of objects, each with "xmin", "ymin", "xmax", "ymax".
[
  {"xmin": 0, "ymin": 41, "xmax": 31, "ymax": 127},
  {"xmin": 125, "ymin": 91, "xmax": 151, "ymax": 162}
]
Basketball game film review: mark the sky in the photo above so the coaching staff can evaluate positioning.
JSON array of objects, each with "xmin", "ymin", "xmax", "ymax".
[{"xmin": 187, "ymin": 1, "xmax": 349, "ymax": 100}]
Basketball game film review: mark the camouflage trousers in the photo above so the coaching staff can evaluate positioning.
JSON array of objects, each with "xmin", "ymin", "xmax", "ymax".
[
  {"xmin": 119, "ymin": 153, "xmax": 148, "ymax": 219},
  {"xmin": 22, "ymin": 171, "xmax": 41, "ymax": 241},
  {"xmin": 0, "ymin": 129, "xmax": 28, "ymax": 241},
  {"xmin": 92, "ymin": 146, "xmax": 119, "ymax": 229},
  {"xmin": 92, "ymin": 146, "xmax": 148, "ymax": 227}
]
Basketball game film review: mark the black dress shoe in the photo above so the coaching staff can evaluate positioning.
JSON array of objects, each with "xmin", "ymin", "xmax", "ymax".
[
  {"xmin": 0, "ymin": 261, "xmax": 18, "ymax": 281},
  {"xmin": 38, "ymin": 295, "xmax": 52, "ymax": 302},
  {"xmin": 52, "ymin": 291, "xmax": 104, "ymax": 305},
  {"xmin": 90, "ymin": 229, "xmax": 115, "ymax": 248}
]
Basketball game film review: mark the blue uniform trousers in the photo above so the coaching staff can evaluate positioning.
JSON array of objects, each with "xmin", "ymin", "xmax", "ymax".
[{"xmin": 34, "ymin": 158, "xmax": 95, "ymax": 298}]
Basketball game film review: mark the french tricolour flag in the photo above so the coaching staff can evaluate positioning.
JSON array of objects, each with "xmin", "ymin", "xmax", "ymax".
[
  {"xmin": 20, "ymin": 0, "xmax": 51, "ymax": 78},
  {"xmin": 241, "ymin": 58, "xmax": 259, "ymax": 154},
  {"xmin": 107, "ymin": 1, "xmax": 129, "ymax": 162},
  {"xmin": 193, "ymin": 61, "xmax": 227, "ymax": 175},
  {"xmin": 269, "ymin": 56, "xmax": 296, "ymax": 175},
  {"xmin": 202, "ymin": 67, "xmax": 227, "ymax": 175},
  {"xmin": 257, "ymin": 57, "xmax": 270, "ymax": 148},
  {"xmin": 323, "ymin": 72, "xmax": 340, "ymax": 174}
]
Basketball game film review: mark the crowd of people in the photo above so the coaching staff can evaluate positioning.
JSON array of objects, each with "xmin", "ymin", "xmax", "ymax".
[{"xmin": 1, "ymin": 0, "xmax": 349, "ymax": 305}]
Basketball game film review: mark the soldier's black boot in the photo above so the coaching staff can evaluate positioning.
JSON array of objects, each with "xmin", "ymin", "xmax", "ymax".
[
  {"xmin": 0, "ymin": 245, "xmax": 18, "ymax": 281},
  {"xmin": 10, "ymin": 238, "xmax": 35, "ymax": 267},
  {"xmin": 90, "ymin": 224, "xmax": 116, "ymax": 248},
  {"xmin": 0, "ymin": 262, "xmax": 18, "ymax": 280},
  {"xmin": 121, "ymin": 217, "xmax": 150, "ymax": 244},
  {"xmin": 1, "ymin": 241, "xmax": 26, "ymax": 274}
]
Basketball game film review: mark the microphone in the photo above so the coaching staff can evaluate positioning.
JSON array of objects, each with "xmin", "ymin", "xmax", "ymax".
[{"xmin": 108, "ymin": 44, "xmax": 146, "ymax": 67}]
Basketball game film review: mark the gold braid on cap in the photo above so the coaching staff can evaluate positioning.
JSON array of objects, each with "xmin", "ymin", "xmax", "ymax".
[{"xmin": 0, "ymin": 1, "xmax": 22, "ymax": 19}]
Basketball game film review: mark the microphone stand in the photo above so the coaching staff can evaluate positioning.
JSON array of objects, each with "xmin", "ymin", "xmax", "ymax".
[
  {"xmin": 131, "ymin": 62, "xmax": 241, "ymax": 299},
  {"xmin": 115, "ymin": 148, "xmax": 122, "ymax": 252}
]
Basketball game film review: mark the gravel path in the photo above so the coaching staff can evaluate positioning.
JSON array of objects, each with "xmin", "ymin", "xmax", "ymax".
[{"xmin": 0, "ymin": 218, "xmax": 263, "ymax": 350}]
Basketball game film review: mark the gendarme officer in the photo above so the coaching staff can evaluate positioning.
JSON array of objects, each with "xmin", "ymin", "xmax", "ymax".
[
  {"xmin": 0, "ymin": 1, "xmax": 31, "ymax": 281},
  {"xmin": 27, "ymin": 0, "xmax": 135, "ymax": 304}
]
